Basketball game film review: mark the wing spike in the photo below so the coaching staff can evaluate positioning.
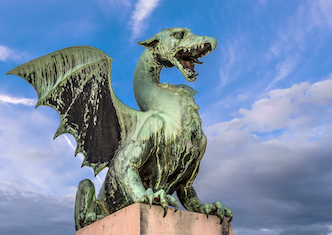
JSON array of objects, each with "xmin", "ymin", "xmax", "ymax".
[
  {"xmin": 81, "ymin": 161, "xmax": 88, "ymax": 168},
  {"xmin": 54, "ymin": 124, "xmax": 66, "ymax": 139},
  {"xmin": 35, "ymin": 102, "xmax": 42, "ymax": 108},
  {"xmin": 75, "ymin": 143, "xmax": 86, "ymax": 157}
]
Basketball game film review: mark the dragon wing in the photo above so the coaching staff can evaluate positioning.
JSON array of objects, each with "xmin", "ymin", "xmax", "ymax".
[{"xmin": 7, "ymin": 46, "xmax": 140, "ymax": 175}]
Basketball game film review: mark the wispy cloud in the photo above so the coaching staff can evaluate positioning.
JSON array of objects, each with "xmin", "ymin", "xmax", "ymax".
[
  {"xmin": 266, "ymin": 54, "xmax": 299, "ymax": 90},
  {"xmin": 0, "ymin": 45, "xmax": 30, "ymax": 62},
  {"xmin": 0, "ymin": 94, "xmax": 36, "ymax": 106},
  {"xmin": 62, "ymin": 135, "xmax": 76, "ymax": 150},
  {"xmin": 265, "ymin": 1, "xmax": 332, "ymax": 75},
  {"xmin": 219, "ymin": 43, "xmax": 237, "ymax": 88},
  {"xmin": 260, "ymin": 1, "xmax": 332, "ymax": 92},
  {"xmin": 95, "ymin": 0, "xmax": 132, "ymax": 20},
  {"xmin": 107, "ymin": 0, "xmax": 131, "ymax": 7},
  {"xmin": 97, "ymin": 0, "xmax": 131, "ymax": 8},
  {"xmin": 49, "ymin": 20, "xmax": 97, "ymax": 39},
  {"xmin": 130, "ymin": 0, "xmax": 161, "ymax": 40},
  {"xmin": 309, "ymin": 0, "xmax": 332, "ymax": 29},
  {"xmin": 217, "ymin": 34, "xmax": 249, "ymax": 90},
  {"xmin": 62, "ymin": 134, "xmax": 103, "ymax": 183},
  {"xmin": 259, "ymin": 0, "xmax": 267, "ymax": 5}
]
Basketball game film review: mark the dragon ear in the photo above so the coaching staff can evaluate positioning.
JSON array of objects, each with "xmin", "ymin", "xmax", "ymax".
[{"xmin": 138, "ymin": 36, "xmax": 160, "ymax": 49}]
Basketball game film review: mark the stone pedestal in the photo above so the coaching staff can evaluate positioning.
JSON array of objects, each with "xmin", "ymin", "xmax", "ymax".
[{"xmin": 76, "ymin": 203, "xmax": 233, "ymax": 235}]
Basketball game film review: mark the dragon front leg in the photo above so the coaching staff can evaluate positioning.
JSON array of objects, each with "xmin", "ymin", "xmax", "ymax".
[
  {"xmin": 177, "ymin": 185, "xmax": 233, "ymax": 223},
  {"xmin": 113, "ymin": 114, "xmax": 179, "ymax": 216},
  {"xmin": 176, "ymin": 134, "xmax": 233, "ymax": 223}
]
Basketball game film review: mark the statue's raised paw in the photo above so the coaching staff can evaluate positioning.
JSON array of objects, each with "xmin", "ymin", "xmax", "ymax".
[
  {"xmin": 203, "ymin": 201, "xmax": 233, "ymax": 224},
  {"xmin": 137, "ymin": 188, "xmax": 179, "ymax": 217}
]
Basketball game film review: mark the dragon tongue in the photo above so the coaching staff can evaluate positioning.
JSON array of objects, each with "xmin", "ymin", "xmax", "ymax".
[{"xmin": 180, "ymin": 60, "xmax": 193, "ymax": 70}]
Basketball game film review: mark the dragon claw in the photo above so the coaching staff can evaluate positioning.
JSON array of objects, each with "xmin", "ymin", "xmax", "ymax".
[
  {"xmin": 203, "ymin": 203, "xmax": 211, "ymax": 218},
  {"xmin": 136, "ymin": 188, "xmax": 179, "ymax": 216},
  {"xmin": 225, "ymin": 208, "xmax": 233, "ymax": 223},
  {"xmin": 218, "ymin": 210, "xmax": 224, "ymax": 224},
  {"xmin": 148, "ymin": 197, "xmax": 153, "ymax": 208},
  {"xmin": 173, "ymin": 200, "xmax": 179, "ymax": 212},
  {"xmin": 146, "ymin": 188, "xmax": 154, "ymax": 208},
  {"xmin": 203, "ymin": 201, "xmax": 232, "ymax": 224},
  {"xmin": 163, "ymin": 206, "xmax": 168, "ymax": 217}
]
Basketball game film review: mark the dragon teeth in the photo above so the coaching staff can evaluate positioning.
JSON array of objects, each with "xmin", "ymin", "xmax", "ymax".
[{"xmin": 185, "ymin": 68, "xmax": 193, "ymax": 74}]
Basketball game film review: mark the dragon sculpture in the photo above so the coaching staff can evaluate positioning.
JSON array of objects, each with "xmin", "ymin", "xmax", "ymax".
[{"xmin": 7, "ymin": 27, "xmax": 233, "ymax": 230}]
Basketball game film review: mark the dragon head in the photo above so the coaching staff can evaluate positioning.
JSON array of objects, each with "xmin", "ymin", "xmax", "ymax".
[{"xmin": 138, "ymin": 28, "xmax": 217, "ymax": 82}]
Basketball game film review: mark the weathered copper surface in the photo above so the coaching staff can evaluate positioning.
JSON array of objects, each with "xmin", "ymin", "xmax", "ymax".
[{"xmin": 7, "ymin": 28, "xmax": 233, "ymax": 230}]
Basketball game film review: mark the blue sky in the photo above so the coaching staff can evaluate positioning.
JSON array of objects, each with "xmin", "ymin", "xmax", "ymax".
[{"xmin": 1, "ymin": 0, "xmax": 332, "ymax": 234}]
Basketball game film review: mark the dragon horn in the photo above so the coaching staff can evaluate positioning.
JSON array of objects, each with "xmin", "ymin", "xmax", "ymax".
[{"xmin": 137, "ymin": 36, "xmax": 160, "ymax": 48}]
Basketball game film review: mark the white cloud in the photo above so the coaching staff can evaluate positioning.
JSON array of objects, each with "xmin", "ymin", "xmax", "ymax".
[
  {"xmin": 0, "ymin": 94, "xmax": 36, "ymax": 106},
  {"xmin": 0, "ymin": 180, "xmax": 75, "ymax": 235},
  {"xmin": 0, "ymin": 97, "xmax": 105, "ymax": 197},
  {"xmin": 0, "ymin": 101, "xmax": 93, "ymax": 195},
  {"xmin": 0, "ymin": 45, "xmax": 13, "ymax": 62},
  {"xmin": 130, "ymin": 0, "xmax": 161, "ymax": 40},
  {"xmin": 238, "ymin": 92, "xmax": 249, "ymax": 101},
  {"xmin": 199, "ymin": 78, "xmax": 332, "ymax": 233},
  {"xmin": 239, "ymin": 78, "xmax": 332, "ymax": 132}
]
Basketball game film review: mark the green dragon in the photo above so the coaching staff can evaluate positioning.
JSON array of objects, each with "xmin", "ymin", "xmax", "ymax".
[{"xmin": 7, "ymin": 27, "xmax": 233, "ymax": 230}]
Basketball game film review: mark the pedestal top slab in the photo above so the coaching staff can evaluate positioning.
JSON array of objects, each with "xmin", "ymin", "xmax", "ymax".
[{"xmin": 76, "ymin": 203, "xmax": 233, "ymax": 235}]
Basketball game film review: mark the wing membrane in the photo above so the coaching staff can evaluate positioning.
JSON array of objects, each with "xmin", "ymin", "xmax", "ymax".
[{"xmin": 7, "ymin": 46, "xmax": 123, "ymax": 175}]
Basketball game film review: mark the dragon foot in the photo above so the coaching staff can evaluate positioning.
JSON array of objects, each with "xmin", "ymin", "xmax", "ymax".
[
  {"xmin": 74, "ymin": 179, "xmax": 106, "ymax": 230},
  {"xmin": 203, "ymin": 201, "xmax": 233, "ymax": 224},
  {"xmin": 137, "ymin": 188, "xmax": 179, "ymax": 217}
]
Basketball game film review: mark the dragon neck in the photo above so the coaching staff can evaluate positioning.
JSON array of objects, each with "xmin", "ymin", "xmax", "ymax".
[{"xmin": 133, "ymin": 49, "xmax": 165, "ymax": 111}]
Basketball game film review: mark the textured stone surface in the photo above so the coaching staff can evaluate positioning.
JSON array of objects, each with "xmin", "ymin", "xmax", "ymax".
[{"xmin": 76, "ymin": 203, "xmax": 233, "ymax": 235}]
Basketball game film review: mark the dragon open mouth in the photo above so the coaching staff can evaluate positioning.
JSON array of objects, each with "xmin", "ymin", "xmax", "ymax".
[{"xmin": 174, "ymin": 43, "xmax": 213, "ymax": 82}]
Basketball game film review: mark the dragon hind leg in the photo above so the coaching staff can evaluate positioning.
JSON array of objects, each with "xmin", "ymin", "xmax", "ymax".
[{"xmin": 74, "ymin": 179, "xmax": 106, "ymax": 230}]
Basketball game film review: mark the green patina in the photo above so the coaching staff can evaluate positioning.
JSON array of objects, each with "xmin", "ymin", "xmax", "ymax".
[{"xmin": 7, "ymin": 28, "xmax": 232, "ymax": 230}]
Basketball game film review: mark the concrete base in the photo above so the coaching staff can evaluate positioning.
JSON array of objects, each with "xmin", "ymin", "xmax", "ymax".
[{"xmin": 76, "ymin": 203, "xmax": 233, "ymax": 235}]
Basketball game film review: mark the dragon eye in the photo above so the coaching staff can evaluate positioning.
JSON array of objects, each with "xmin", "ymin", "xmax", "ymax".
[{"xmin": 174, "ymin": 31, "xmax": 185, "ymax": 40}]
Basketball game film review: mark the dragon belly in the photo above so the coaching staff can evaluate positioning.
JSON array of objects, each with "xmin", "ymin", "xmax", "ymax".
[
  {"xmin": 139, "ymin": 108, "xmax": 207, "ymax": 195},
  {"xmin": 139, "ymin": 136, "xmax": 206, "ymax": 194}
]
